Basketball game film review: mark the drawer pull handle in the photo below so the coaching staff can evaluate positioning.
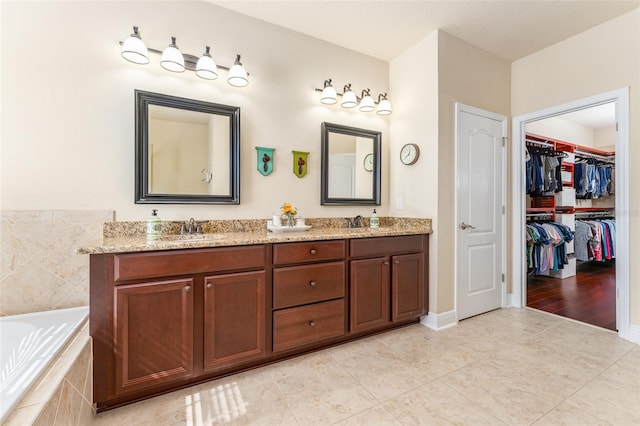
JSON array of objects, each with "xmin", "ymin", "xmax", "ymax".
[
  {"xmin": 309, "ymin": 281, "xmax": 317, "ymax": 287},
  {"xmin": 185, "ymin": 285, "xmax": 192, "ymax": 292},
  {"xmin": 309, "ymin": 321, "xmax": 315, "ymax": 327},
  {"xmin": 206, "ymin": 283, "xmax": 212, "ymax": 289},
  {"xmin": 309, "ymin": 249, "xmax": 317, "ymax": 255}
]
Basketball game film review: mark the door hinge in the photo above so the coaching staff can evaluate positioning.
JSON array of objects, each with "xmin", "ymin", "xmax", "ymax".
[
  {"xmin": 502, "ymin": 205, "xmax": 505, "ymax": 215},
  {"xmin": 501, "ymin": 273, "xmax": 505, "ymax": 282},
  {"xmin": 502, "ymin": 137, "xmax": 508, "ymax": 147},
  {"xmin": 616, "ymin": 122, "xmax": 619, "ymax": 132}
]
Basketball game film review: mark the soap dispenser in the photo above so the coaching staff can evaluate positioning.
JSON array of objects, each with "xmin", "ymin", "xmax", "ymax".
[
  {"xmin": 147, "ymin": 209, "xmax": 161, "ymax": 239},
  {"xmin": 369, "ymin": 209, "xmax": 379, "ymax": 229}
]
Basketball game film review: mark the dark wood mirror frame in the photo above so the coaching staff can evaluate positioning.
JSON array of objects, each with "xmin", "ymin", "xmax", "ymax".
[
  {"xmin": 321, "ymin": 122, "xmax": 381, "ymax": 206},
  {"xmin": 135, "ymin": 90, "xmax": 240, "ymax": 204}
]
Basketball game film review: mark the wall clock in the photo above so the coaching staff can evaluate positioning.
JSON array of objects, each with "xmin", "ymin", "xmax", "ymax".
[
  {"xmin": 363, "ymin": 153, "xmax": 374, "ymax": 172},
  {"xmin": 400, "ymin": 143, "xmax": 420, "ymax": 165}
]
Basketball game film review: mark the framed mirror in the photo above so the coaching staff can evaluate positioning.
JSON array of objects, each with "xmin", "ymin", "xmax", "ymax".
[
  {"xmin": 321, "ymin": 122, "xmax": 381, "ymax": 206},
  {"xmin": 135, "ymin": 90, "xmax": 240, "ymax": 204}
]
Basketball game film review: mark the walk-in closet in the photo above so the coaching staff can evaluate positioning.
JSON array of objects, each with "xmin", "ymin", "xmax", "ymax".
[{"xmin": 524, "ymin": 104, "xmax": 616, "ymax": 330}]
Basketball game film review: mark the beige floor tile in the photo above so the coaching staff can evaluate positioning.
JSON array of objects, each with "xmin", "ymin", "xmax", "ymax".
[
  {"xmin": 565, "ymin": 376, "xmax": 640, "ymax": 425},
  {"xmin": 272, "ymin": 351, "xmax": 378, "ymax": 425},
  {"xmin": 440, "ymin": 361, "xmax": 562, "ymax": 424},
  {"xmin": 332, "ymin": 338, "xmax": 436, "ymax": 401},
  {"xmin": 332, "ymin": 405, "xmax": 401, "ymax": 426},
  {"xmin": 384, "ymin": 380, "xmax": 505, "ymax": 425},
  {"xmin": 533, "ymin": 402, "xmax": 610, "ymax": 426}
]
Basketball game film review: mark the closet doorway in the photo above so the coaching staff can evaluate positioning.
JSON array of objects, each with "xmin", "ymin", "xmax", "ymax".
[
  {"xmin": 511, "ymin": 88, "xmax": 630, "ymax": 340},
  {"xmin": 524, "ymin": 104, "xmax": 616, "ymax": 330}
]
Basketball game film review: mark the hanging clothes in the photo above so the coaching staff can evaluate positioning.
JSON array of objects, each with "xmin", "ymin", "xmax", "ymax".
[
  {"xmin": 526, "ymin": 146, "xmax": 565, "ymax": 196},
  {"xmin": 574, "ymin": 157, "xmax": 614, "ymax": 199},
  {"xmin": 574, "ymin": 219, "xmax": 616, "ymax": 262},
  {"xmin": 526, "ymin": 221, "xmax": 574, "ymax": 275}
]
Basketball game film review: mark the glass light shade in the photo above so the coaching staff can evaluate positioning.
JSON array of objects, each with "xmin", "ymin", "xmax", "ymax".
[
  {"xmin": 376, "ymin": 99, "xmax": 392, "ymax": 115},
  {"xmin": 196, "ymin": 55, "xmax": 218, "ymax": 80},
  {"xmin": 160, "ymin": 45, "xmax": 185, "ymax": 73},
  {"xmin": 320, "ymin": 86, "xmax": 337, "ymax": 104},
  {"xmin": 227, "ymin": 64, "xmax": 249, "ymax": 87},
  {"xmin": 359, "ymin": 95, "xmax": 375, "ymax": 112},
  {"xmin": 341, "ymin": 90, "xmax": 357, "ymax": 108},
  {"xmin": 121, "ymin": 36, "xmax": 149, "ymax": 64}
]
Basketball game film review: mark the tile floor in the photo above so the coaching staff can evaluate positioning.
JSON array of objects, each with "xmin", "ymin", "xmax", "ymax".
[{"xmin": 91, "ymin": 308, "xmax": 639, "ymax": 425}]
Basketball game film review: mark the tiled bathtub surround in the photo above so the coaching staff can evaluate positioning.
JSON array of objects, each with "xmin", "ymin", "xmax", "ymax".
[
  {"xmin": 0, "ymin": 210, "xmax": 113, "ymax": 316},
  {"xmin": 4, "ymin": 323, "xmax": 93, "ymax": 425}
]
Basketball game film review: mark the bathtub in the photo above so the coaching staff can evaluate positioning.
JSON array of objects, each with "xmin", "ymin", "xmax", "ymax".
[{"xmin": 0, "ymin": 306, "xmax": 89, "ymax": 423}]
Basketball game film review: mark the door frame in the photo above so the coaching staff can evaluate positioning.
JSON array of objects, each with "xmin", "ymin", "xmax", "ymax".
[
  {"xmin": 510, "ymin": 88, "xmax": 630, "ymax": 340},
  {"xmin": 454, "ymin": 103, "xmax": 508, "ymax": 319}
]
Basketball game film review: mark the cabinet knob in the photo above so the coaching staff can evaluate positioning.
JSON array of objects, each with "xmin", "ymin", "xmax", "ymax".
[
  {"xmin": 184, "ymin": 285, "xmax": 192, "ymax": 292},
  {"xmin": 309, "ymin": 281, "xmax": 317, "ymax": 287},
  {"xmin": 309, "ymin": 320, "xmax": 315, "ymax": 327},
  {"xmin": 383, "ymin": 261, "xmax": 390, "ymax": 265},
  {"xmin": 394, "ymin": 260, "xmax": 400, "ymax": 264},
  {"xmin": 206, "ymin": 283, "xmax": 212, "ymax": 289},
  {"xmin": 309, "ymin": 249, "xmax": 317, "ymax": 255}
]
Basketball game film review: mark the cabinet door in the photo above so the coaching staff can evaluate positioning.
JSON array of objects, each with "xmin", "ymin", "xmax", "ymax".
[
  {"xmin": 391, "ymin": 253, "xmax": 425, "ymax": 321},
  {"xmin": 203, "ymin": 271, "xmax": 266, "ymax": 371},
  {"xmin": 350, "ymin": 257, "xmax": 390, "ymax": 332},
  {"xmin": 114, "ymin": 278, "xmax": 194, "ymax": 395}
]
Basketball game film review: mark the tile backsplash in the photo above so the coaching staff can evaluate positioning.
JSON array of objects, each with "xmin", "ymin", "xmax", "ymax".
[{"xmin": 0, "ymin": 210, "xmax": 113, "ymax": 316}]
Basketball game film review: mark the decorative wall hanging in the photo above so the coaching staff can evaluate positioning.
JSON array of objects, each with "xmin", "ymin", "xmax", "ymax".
[
  {"xmin": 255, "ymin": 146, "xmax": 275, "ymax": 176},
  {"xmin": 292, "ymin": 150, "xmax": 309, "ymax": 178}
]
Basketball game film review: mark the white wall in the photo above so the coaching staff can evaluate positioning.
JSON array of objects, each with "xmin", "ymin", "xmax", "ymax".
[
  {"xmin": 512, "ymin": 9, "xmax": 640, "ymax": 323},
  {"xmin": 389, "ymin": 31, "xmax": 439, "ymax": 312},
  {"xmin": 1, "ymin": 1, "xmax": 390, "ymax": 221}
]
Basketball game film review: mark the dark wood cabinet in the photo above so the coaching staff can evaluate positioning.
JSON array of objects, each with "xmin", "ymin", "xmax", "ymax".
[
  {"xmin": 350, "ymin": 257, "xmax": 390, "ymax": 332},
  {"xmin": 350, "ymin": 236, "xmax": 427, "ymax": 333},
  {"xmin": 90, "ymin": 234, "xmax": 428, "ymax": 411},
  {"xmin": 114, "ymin": 278, "xmax": 194, "ymax": 395},
  {"xmin": 203, "ymin": 271, "xmax": 266, "ymax": 371},
  {"xmin": 272, "ymin": 240, "xmax": 346, "ymax": 353}
]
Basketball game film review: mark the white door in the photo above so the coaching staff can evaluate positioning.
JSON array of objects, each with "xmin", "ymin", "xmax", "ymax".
[{"xmin": 456, "ymin": 104, "xmax": 506, "ymax": 320}]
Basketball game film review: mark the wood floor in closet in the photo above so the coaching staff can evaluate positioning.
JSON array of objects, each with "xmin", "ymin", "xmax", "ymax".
[{"xmin": 527, "ymin": 261, "xmax": 616, "ymax": 331}]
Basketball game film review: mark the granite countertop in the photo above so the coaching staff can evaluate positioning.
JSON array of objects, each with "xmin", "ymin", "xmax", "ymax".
[{"xmin": 77, "ymin": 217, "xmax": 432, "ymax": 255}]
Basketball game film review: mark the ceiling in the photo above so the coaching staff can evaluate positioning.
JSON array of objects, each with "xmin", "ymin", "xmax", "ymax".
[{"xmin": 209, "ymin": 0, "xmax": 639, "ymax": 62}]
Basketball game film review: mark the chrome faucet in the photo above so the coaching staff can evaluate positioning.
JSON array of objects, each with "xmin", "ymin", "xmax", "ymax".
[
  {"xmin": 347, "ymin": 215, "xmax": 363, "ymax": 228},
  {"xmin": 181, "ymin": 218, "xmax": 202, "ymax": 234}
]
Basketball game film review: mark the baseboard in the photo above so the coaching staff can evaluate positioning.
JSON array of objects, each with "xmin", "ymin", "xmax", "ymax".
[
  {"xmin": 628, "ymin": 323, "xmax": 640, "ymax": 344},
  {"xmin": 421, "ymin": 310, "xmax": 457, "ymax": 331}
]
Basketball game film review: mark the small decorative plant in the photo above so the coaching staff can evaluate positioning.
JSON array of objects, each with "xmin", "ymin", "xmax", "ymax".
[{"xmin": 280, "ymin": 202, "xmax": 297, "ymax": 227}]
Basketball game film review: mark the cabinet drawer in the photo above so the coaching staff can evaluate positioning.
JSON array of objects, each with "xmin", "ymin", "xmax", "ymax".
[
  {"xmin": 273, "ymin": 240, "xmax": 345, "ymax": 265},
  {"xmin": 273, "ymin": 262, "xmax": 345, "ymax": 309},
  {"xmin": 114, "ymin": 245, "xmax": 265, "ymax": 282},
  {"xmin": 273, "ymin": 299, "xmax": 345, "ymax": 352},
  {"xmin": 350, "ymin": 235, "xmax": 424, "ymax": 258}
]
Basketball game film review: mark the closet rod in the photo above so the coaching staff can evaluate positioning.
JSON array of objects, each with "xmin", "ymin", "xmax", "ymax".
[
  {"xmin": 574, "ymin": 149, "xmax": 614, "ymax": 162},
  {"xmin": 525, "ymin": 139, "xmax": 553, "ymax": 147}
]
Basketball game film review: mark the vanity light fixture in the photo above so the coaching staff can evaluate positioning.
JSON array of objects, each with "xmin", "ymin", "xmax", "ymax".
[
  {"xmin": 160, "ymin": 37, "xmax": 185, "ymax": 72},
  {"xmin": 195, "ymin": 46, "xmax": 218, "ymax": 80},
  {"xmin": 314, "ymin": 79, "xmax": 392, "ymax": 115},
  {"xmin": 376, "ymin": 93, "xmax": 392, "ymax": 115},
  {"xmin": 121, "ymin": 26, "xmax": 149, "ymax": 64},
  {"xmin": 320, "ymin": 79, "xmax": 337, "ymax": 105},
  {"xmin": 358, "ymin": 89, "xmax": 375, "ymax": 112},
  {"xmin": 341, "ymin": 84, "xmax": 358, "ymax": 108},
  {"xmin": 227, "ymin": 55, "xmax": 249, "ymax": 87},
  {"xmin": 120, "ymin": 26, "xmax": 249, "ymax": 87}
]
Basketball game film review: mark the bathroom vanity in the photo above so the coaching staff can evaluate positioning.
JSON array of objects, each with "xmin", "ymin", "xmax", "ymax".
[{"xmin": 82, "ymin": 223, "xmax": 430, "ymax": 411}]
